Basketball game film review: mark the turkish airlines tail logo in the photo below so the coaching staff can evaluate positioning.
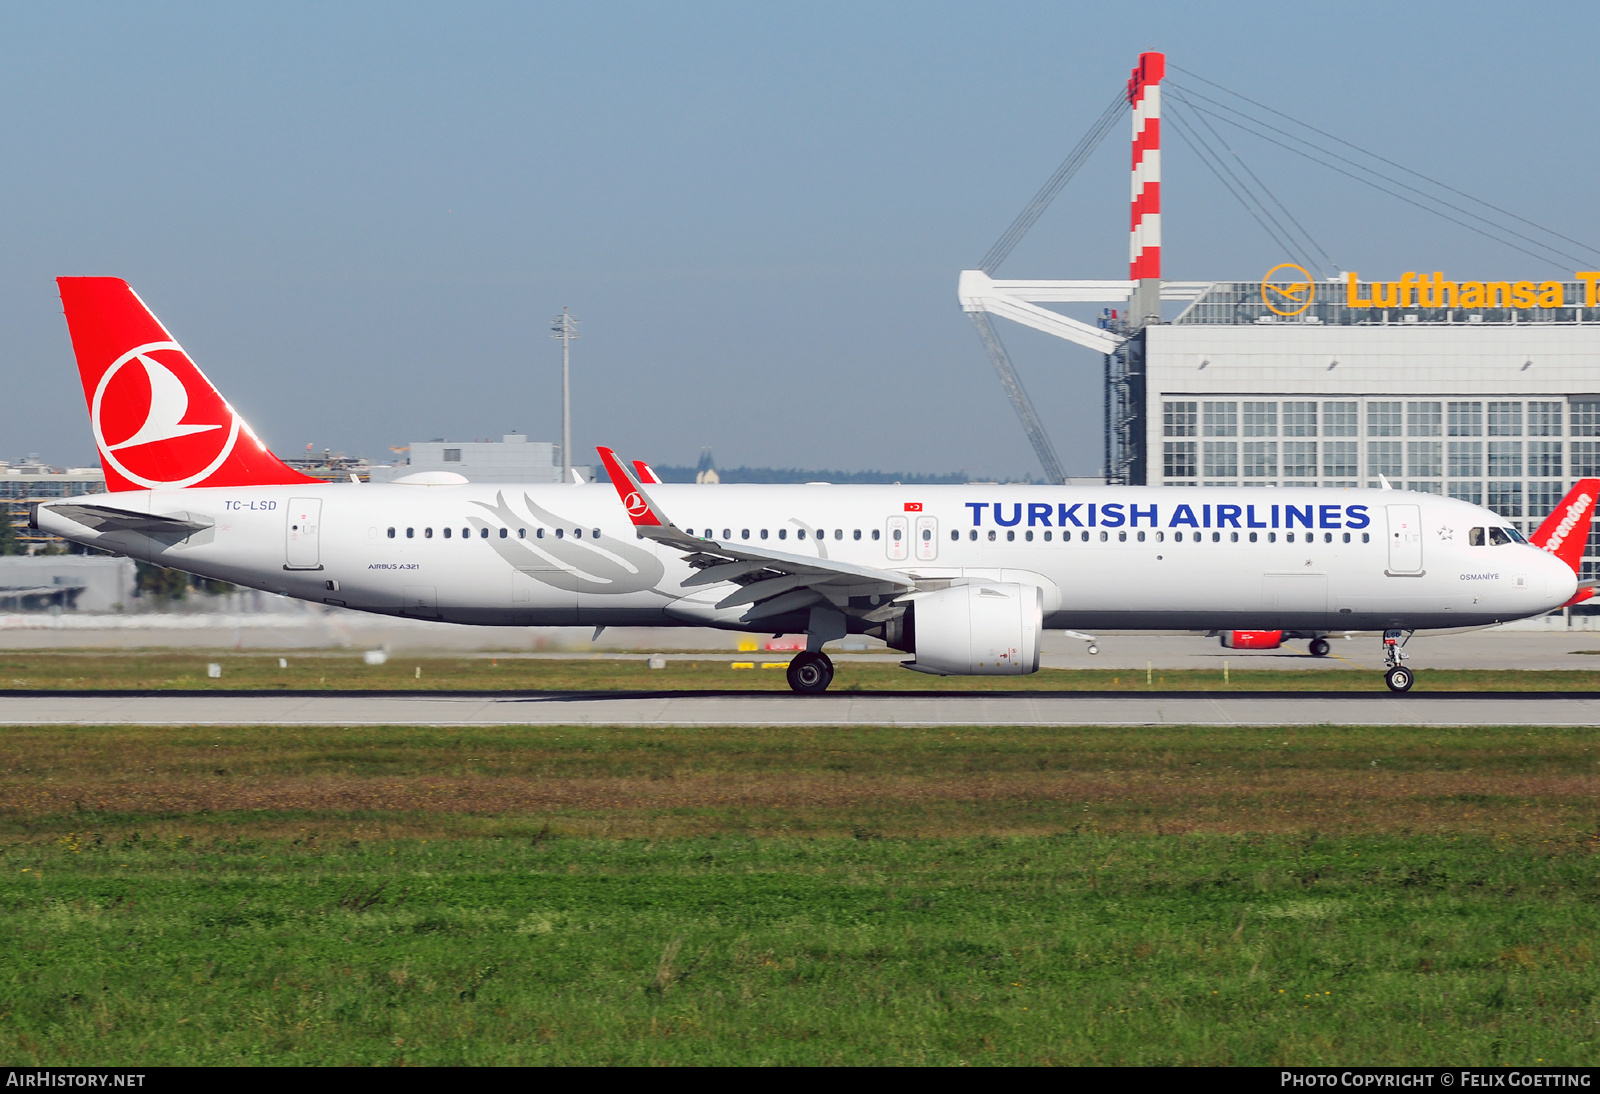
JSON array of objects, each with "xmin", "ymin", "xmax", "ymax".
[
  {"xmin": 1529, "ymin": 478, "xmax": 1600, "ymax": 574},
  {"xmin": 58, "ymin": 278, "xmax": 319, "ymax": 491}
]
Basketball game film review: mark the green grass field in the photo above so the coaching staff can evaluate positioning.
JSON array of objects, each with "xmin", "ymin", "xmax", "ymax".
[
  {"xmin": 1, "ymin": 721, "xmax": 1597, "ymax": 1064},
  {"xmin": 4, "ymin": 649, "xmax": 1600, "ymax": 692}
]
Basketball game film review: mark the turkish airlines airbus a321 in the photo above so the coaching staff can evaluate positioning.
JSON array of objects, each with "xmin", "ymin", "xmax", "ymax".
[{"xmin": 31, "ymin": 278, "xmax": 1591, "ymax": 694}]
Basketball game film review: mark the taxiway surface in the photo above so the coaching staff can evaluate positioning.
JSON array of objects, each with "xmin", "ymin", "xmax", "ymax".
[{"xmin": 3, "ymin": 690, "xmax": 1598, "ymax": 727}]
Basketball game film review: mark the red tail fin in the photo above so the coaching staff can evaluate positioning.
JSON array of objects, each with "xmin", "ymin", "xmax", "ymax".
[
  {"xmin": 632, "ymin": 460, "xmax": 663, "ymax": 484},
  {"xmin": 57, "ymin": 277, "xmax": 318, "ymax": 491},
  {"xmin": 1529, "ymin": 478, "xmax": 1599, "ymax": 573}
]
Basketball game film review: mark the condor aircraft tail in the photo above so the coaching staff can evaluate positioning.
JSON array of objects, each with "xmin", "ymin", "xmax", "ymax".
[
  {"xmin": 1529, "ymin": 478, "xmax": 1600, "ymax": 607},
  {"xmin": 57, "ymin": 277, "xmax": 318, "ymax": 491}
]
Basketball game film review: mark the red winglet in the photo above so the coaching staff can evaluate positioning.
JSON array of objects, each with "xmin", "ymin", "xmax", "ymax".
[
  {"xmin": 632, "ymin": 460, "xmax": 663, "ymax": 484},
  {"xmin": 596, "ymin": 446, "xmax": 663, "ymax": 527},
  {"xmin": 57, "ymin": 277, "xmax": 319, "ymax": 491},
  {"xmin": 1529, "ymin": 478, "xmax": 1599, "ymax": 573}
]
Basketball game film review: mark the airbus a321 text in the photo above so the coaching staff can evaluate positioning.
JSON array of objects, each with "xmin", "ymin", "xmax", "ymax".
[{"xmin": 33, "ymin": 278, "xmax": 1591, "ymax": 694}]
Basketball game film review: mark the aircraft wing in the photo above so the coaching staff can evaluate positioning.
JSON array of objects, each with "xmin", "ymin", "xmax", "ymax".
[
  {"xmin": 596, "ymin": 447, "xmax": 915, "ymax": 623},
  {"xmin": 46, "ymin": 503, "xmax": 212, "ymax": 537}
]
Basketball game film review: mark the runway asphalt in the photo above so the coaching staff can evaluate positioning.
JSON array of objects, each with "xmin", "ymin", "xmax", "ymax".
[{"xmin": 4, "ymin": 690, "xmax": 1600, "ymax": 727}]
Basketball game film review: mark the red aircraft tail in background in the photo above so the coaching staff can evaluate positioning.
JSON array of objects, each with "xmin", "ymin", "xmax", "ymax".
[
  {"xmin": 57, "ymin": 277, "xmax": 317, "ymax": 492},
  {"xmin": 1529, "ymin": 478, "xmax": 1599, "ymax": 607}
]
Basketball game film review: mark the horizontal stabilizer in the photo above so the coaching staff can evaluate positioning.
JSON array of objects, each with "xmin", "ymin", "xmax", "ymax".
[{"xmin": 47, "ymin": 503, "xmax": 212, "ymax": 536}]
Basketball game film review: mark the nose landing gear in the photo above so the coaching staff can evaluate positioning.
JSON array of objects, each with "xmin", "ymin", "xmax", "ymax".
[
  {"xmin": 786, "ymin": 650, "xmax": 835, "ymax": 694},
  {"xmin": 1309, "ymin": 636, "xmax": 1332, "ymax": 657},
  {"xmin": 1382, "ymin": 629, "xmax": 1414, "ymax": 693}
]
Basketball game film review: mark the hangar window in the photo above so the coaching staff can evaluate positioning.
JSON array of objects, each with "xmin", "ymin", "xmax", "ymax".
[
  {"xmin": 1449, "ymin": 482, "xmax": 1483, "ymax": 505},
  {"xmin": 1487, "ymin": 402, "xmax": 1522, "ymax": 436},
  {"xmin": 1202, "ymin": 401, "xmax": 1237, "ymax": 436},
  {"xmin": 1283, "ymin": 401, "xmax": 1317, "ymax": 437},
  {"xmin": 1528, "ymin": 401, "xmax": 1563, "ymax": 437},
  {"xmin": 1323, "ymin": 401, "xmax": 1358, "ymax": 436},
  {"xmin": 1488, "ymin": 441, "xmax": 1523, "ymax": 477},
  {"xmin": 1407, "ymin": 401, "xmax": 1442, "ymax": 437},
  {"xmin": 1449, "ymin": 401, "xmax": 1485, "ymax": 436},
  {"xmin": 1163, "ymin": 401, "xmax": 1197, "ymax": 437},
  {"xmin": 1242, "ymin": 402, "xmax": 1277, "ymax": 437},
  {"xmin": 1489, "ymin": 481, "xmax": 1523, "ymax": 517},
  {"xmin": 1529, "ymin": 441, "xmax": 1562, "ymax": 478},
  {"xmin": 387, "ymin": 527, "xmax": 395, "ymax": 538},
  {"xmin": 1323, "ymin": 441, "xmax": 1358, "ymax": 479},
  {"xmin": 1366, "ymin": 401, "xmax": 1402, "ymax": 437},
  {"xmin": 1406, "ymin": 441, "xmax": 1442, "ymax": 478},
  {"xmin": 1571, "ymin": 400, "xmax": 1600, "ymax": 437},
  {"xmin": 443, "ymin": 448, "xmax": 461, "ymax": 462},
  {"xmin": 1163, "ymin": 440, "xmax": 1198, "ymax": 479},
  {"xmin": 1283, "ymin": 441, "xmax": 1317, "ymax": 479}
]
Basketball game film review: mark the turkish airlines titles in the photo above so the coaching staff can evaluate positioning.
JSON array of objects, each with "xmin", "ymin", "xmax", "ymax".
[{"xmin": 963, "ymin": 500, "xmax": 1373, "ymax": 531}]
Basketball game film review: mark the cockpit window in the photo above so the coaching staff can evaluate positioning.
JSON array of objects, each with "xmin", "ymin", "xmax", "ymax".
[
  {"xmin": 1488, "ymin": 527, "xmax": 1511, "ymax": 546},
  {"xmin": 1503, "ymin": 525, "xmax": 1528, "ymax": 544},
  {"xmin": 1468, "ymin": 527, "xmax": 1485, "ymax": 546}
]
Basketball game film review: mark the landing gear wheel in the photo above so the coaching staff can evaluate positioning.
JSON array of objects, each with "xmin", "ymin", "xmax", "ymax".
[
  {"xmin": 1087, "ymin": 644, "xmax": 1099, "ymax": 656},
  {"xmin": 1385, "ymin": 666, "xmax": 1414, "ymax": 693},
  {"xmin": 787, "ymin": 651, "xmax": 834, "ymax": 695},
  {"xmin": 1309, "ymin": 637, "xmax": 1331, "ymax": 657}
]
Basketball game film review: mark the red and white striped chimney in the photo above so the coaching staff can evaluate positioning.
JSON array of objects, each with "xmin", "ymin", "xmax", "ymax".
[{"xmin": 1128, "ymin": 51, "xmax": 1164, "ymax": 321}]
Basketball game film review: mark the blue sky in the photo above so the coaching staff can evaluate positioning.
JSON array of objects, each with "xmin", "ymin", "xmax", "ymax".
[{"xmin": 2, "ymin": 1, "xmax": 1597, "ymax": 478}]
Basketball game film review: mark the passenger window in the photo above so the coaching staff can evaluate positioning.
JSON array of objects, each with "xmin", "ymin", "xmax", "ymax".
[
  {"xmin": 1362, "ymin": 533, "xmax": 1370, "ymax": 543},
  {"xmin": 1174, "ymin": 532, "xmax": 1183, "ymax": 542},
  {"xmin": 1099, "ymin": 531, "xmax": 1108, "ymax": 542},
  {"xmin": 969, "ymin": 530, "xmax": 978, "ymax": 541},
  {"xmin": 462, "ymin": 528, "xmax": 469, "ymax": 538},
  {"xmin": 871, "ymin": 529, "xmax": 879, "ymax": 541},
  {"xmin": 1117, "ymin": 531, "xmax": 1126, "ymax": 542},
  {"xmin": 406, "ymin": 528, "xmax": 414, "ymax": 539},
  {"xmin": 1212, "ymin": 532, "xmax": 1221, "ymax": 542},
  {"xmin": 1286, "ymin": 532, "xmax": 1295, "ymax": 543},
  {"xmin": 443, "ymin": 527, "xmax": 452, "ymax": 538},
  {"xmin": 779, "ymin": 529, "xmax": 787, "ymax": 540},
  {"xmin": 950, "ymin": 530, "xmax": 959, "ymax": 541},
  {"xmin": 988, "ymin": 530, "xmax": 997, "ymax": 541},
  {"xmin": 1155, "ymin": 531, "xmax": 1163, "ymax": 542},
  {"xmin": 1248, "ymin": 532, "xmax": 1257, "ymax": 542},
  {"xmin": 723, "ymin": 529, "xmax": 730, "ymax": 540},
  {"xmin": 594, "ymin": 529, "xmax": 601, "ymax": 539},
  {"xmin": 536, "ymin": 528, "xmax": 544, "ymax": 539},
  {"xmin": 891, "ymin": 529, "xmax": 900, "ymax": 541},
  {"xmin": 741, "ymin": 529, "xmax": 750, "ymax": 540},
  {"xmin": 798, "ymin": 529, "xmax": 807, "ymax": 540},
  {"xmin": 762, "ymin": 529, "xmax": 769, "ymax": 539},
  {"xmin": 480, "ymin": 528, "xmax": 488, "ymax": 539},
  {"xmin": 387, "ymin": 527, "xmax": 395, "ymax": 538},
  {"xmin": 1489, "ymin": 527, "xmax": 1511, "ymax": 546},
  {"xmin": 1341, "ymin": 532, "xmax": 1350, "ymax": 543},
  {"xmin": 1044, "ymin": 531, "xmax": 1052, "ymax": 541},
  {"xmin": 853, "ymin": 529, "xmax": 861, "ymax": 541},
  {"xmin": 1006, "ymin": 530, "xmax": 1015, "ymax": 542},
  {"xmin": 1137, "ymin": 531, "xmax": 1146, "ymax": 542},
  {"xmin": 555, "ymin": 528, "xmax": 564, "ymax": 539},
  {"xmin": 1080, "ymin": 530, "xmax": 1089, "ymax": 542},
  {"xmin": 923, "ymin": 529, "xmax": 933, "ymax": 541},
  {"xmin": 425, "ymin": 528, "xmax": 433, "ymax": 539},
  {"xmin": 1268, "ymin": 532, "xmax": 1276, "ymax": 542},
  {"xmin": 499, "ymin": 528, "xmax": 507, "ymax": 539},
  {"xmin": 1469, "ymin": 527, "xmax": 1485, "ymax": 546},
  {"xmin": 1324, "ymin": 532, "xmax": 1332, "ymax": 543},
  {"xmin": 1229, "ymin": 532, "xmax": 1238, "ymax": 542},
  {"xmin": 573, "ymin": 529, "xmax": 582, "ymax": 539}
]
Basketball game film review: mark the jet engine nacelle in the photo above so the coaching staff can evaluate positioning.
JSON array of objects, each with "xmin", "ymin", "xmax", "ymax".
[
  {"xmin": 1220, "ymin": 630, "xmax": 1284, "ymax": 649},
  {"xmin": 895, "ymin": 582, "xmax": 1043, "ymax": 676}
]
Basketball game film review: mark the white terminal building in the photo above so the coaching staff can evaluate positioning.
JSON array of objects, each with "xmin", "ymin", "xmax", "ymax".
[{"xmin": 958, "ymin": 51, "xmax": 1600, "ymax": 582}]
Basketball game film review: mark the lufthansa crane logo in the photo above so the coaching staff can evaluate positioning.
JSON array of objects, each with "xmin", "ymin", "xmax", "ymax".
[
  {"xmin": 91, "ymin": 342, "xmax": 241, "ymax": 489},
  {"xmin": 1262, "ymin": 264, "xmax": 1314, "ymax": 316}
]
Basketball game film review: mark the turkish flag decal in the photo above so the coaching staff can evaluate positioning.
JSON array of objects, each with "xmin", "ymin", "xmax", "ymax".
[{"xmin": 904, "ymin": 502, "xmax": 923, "ymax": 512}]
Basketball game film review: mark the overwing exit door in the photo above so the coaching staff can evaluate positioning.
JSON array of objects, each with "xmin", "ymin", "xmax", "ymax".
[{"xmin": 285, "ymin": 498, "xmax": 323, "ymax": 570}]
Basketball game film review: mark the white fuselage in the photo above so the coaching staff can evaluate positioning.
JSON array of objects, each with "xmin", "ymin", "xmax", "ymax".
[{"xmin": 38, "ymin": 483, "xmax": 1577, "ymax": 634}]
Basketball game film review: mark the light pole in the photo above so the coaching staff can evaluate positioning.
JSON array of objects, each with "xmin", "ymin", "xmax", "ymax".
[{"xmin": 550, "ymin": 308, "xmax": 579, "ymax": 482}]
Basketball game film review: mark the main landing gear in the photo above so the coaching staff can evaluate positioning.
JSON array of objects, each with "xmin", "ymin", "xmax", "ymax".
[
  {"xmin": 1308, "ymin": 636, "xmax": 1332, "ymax": 658},
  {"xmin": 787, "ymin": 651, "xmax": 835, "ymax": 695},
  {"xmin": 1382, "ymin": 629, "xmax": 1414, "ymax": 693}
]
